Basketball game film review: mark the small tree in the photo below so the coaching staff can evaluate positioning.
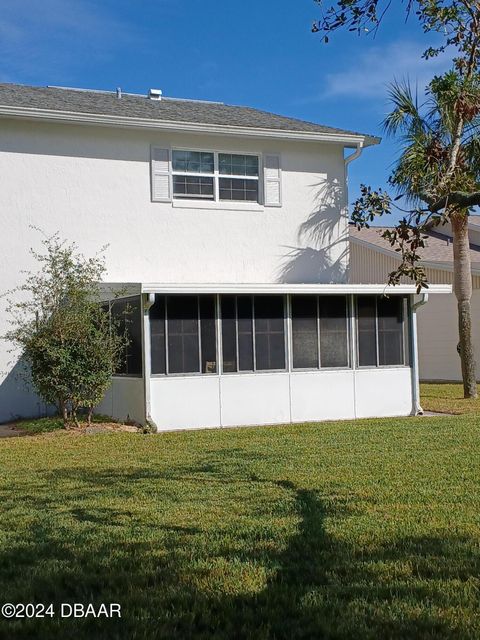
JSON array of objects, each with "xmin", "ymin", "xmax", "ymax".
[{"xmin": 5, "ymin": 231, "xmax": 127, "ymax": 427}]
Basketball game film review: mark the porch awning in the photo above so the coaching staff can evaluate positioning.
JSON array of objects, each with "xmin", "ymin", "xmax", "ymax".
[{"xmin": 99, "ymin": 282, "xmax": 452, "ymax": 296}]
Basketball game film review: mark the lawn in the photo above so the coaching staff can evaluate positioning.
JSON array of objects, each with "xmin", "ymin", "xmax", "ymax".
[
  {"xmin": 420, "ymin": 382, "xmax": 480, "ymax": 414},
  {"xmin": 0, "ymin": 392, "xmax": 479, "ymax": 638}
]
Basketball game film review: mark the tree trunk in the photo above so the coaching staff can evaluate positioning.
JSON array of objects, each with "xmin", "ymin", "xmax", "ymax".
[
  {"xmin": 59, "ymin": 398, "xmax": 68, "ymax": 428},
  {"xmin": 72, "ymin": 405, "xmax": 80, "ymax": 429},
  {"xmin": 451, "ymin": 212, "xmax": 477, "ymax": 398},
  {"xmin": 87, "ymin": 406, "xmax": 94, "ymax": 426}
]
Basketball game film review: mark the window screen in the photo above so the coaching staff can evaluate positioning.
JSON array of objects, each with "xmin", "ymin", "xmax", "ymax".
[
  {"xmin": 254, "ymin": 296, "xmax": 286, "ymax": 370},
  {"xmin": 150, "ymin": 295, "xmax": 217, "ymax": 375},
  {"xmin": 357, "ymin": 297, "xmax": 377, "ymax": 367},
  {"xmin": 150, "ymin": 295, "xmax": 166, "ymax": 375},
  {"xmin": 221, "ymin": 295, "xmax": 285, "ymax": 372},
  {"xmin": 377, "ymin": 296, "xmax": 404, "ymax": 366},
  {"xmin": 291, "ymin": 296, "xmax": 349, "ymax": 370},
  {"xmin": 237, "ymin": 296, "xmax": 254, "ymax": 371},
  {"xmin": 319, "ymin": 296, "xmax": 349, "ymax": 368},
  {"xmin": 291, "ymin": 296, "xmax": 318, "ymax": 369},
  {"xmin": 221, "ymin": 296, "xmax": 237, "ymax": 373},
  {"xmin": 357, "ymin": 296, "xmax": 406, "ymax": 367},
  {"xmin": 111, "ymin": 296, "xmax": 143, "ymax": 376},
  {"xmin": 167, "ymin": 296, "xmax": 200, "ymax": 374},
  {"xmin": 200, "ymin": 296, "xmax": 217, "ymax": 373}
]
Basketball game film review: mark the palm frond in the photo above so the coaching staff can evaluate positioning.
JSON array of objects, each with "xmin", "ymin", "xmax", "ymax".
[{"xmin": 383, "ymin": 80, "xmax": 426, "ymax": 137}]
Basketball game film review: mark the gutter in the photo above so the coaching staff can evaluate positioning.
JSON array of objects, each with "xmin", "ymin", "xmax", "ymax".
[
  {"xmin": 0, "ymin": 104, "xmax": 380, "ymax": 146},
  {"xmin": 410, "ymin": 293, "xmax": 429, "ymax": 415}
]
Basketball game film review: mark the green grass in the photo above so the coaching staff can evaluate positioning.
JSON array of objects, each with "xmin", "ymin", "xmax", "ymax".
[
  {"xmin": 0, "ymin": 408, "xmax": 479, "ymax": 638},
  {"xmin": 420, "ymin": 382, "xmax": 480, "ymax": 414}
]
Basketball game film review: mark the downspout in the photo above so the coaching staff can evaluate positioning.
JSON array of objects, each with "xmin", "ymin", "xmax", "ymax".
[
  {"xmin": 344, "ymin": 141, "xmax": 364, "ymax": 170},
  {"xmin": 410, "ymin": 293, "xmax": 429, "ymax": 415},
  {"xmin": 142, "ymin": 293, "xmax": 158, "ymax": 432},
  {"xmin": 344, "ymin": 142, "xmax": 364, "ymax": 283}
]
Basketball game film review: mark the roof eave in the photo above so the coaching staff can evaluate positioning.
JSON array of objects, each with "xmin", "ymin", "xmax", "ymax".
[{"xmin": 0, "ymin": 104, "xmax": 379, "ymax": 145}]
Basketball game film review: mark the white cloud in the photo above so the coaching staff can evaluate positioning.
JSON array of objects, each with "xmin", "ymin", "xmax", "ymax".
[
  {"xmin": 313, "ymin": 40, "xmax": 449, "ymax": 102},
  {"xmin": 0, "ymin": 0, "xmax": 143, "ymax": 83}
]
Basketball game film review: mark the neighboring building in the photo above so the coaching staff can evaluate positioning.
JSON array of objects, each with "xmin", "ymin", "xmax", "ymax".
[
  {"xmin": 350, "ymin": 221, "xmax": 480, "ymax": 381},
  {"xmin": 0, "ymin": 83, "xmax": 450, "ymax": 429}
]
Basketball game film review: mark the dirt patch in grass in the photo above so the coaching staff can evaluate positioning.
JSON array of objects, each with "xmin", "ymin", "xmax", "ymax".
[{"xmin": 8, "ymin": 415, "xmax": 141, "ymax": 437}]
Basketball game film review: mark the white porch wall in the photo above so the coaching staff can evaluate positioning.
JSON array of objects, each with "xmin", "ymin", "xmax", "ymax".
[
  {"xmin": 96, "ymin": 377, "xmax": 145, "ymax": 425},
  {"xmin": 149, "ymin": 367, "xmax": 413, "ymax": 431},
  {"xmin": 290, "ymin": 370, "xmax": 356, "ymax": 422},
  {"xmin": 354, "ymin": 368, "xmax": 413, "ymax": 418},
  {"xmin": 0, "ymin": 118, "xmax": 348, "ymax": 422}
]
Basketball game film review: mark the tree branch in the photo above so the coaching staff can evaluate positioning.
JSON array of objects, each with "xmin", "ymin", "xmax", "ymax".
[{"xmin": 420, "ymin": 191, "xmax": 480, "ymax": 212}]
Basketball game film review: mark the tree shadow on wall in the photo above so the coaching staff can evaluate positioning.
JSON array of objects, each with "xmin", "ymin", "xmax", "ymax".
[
  {"xmin": 0, "ymin": 356, "xmax": 52, "ymax": 423},
  {"xmin": 277, "ymin": 178, "xmax": 349, "ymax": 284}
]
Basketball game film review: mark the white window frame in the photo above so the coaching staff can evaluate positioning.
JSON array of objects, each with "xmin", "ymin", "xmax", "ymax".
[{"xmin": 171, "ymin": 148, "xmax": 261, "ymax": 204}]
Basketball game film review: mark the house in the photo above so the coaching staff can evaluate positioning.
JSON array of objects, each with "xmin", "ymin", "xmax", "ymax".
[
  {"xmin": 0, "ymin": 83, "xmax": 450, "ymax": 430},
  {"xmin": 350, "ymin": 221, "xmax": 480, "ymax": 381}
]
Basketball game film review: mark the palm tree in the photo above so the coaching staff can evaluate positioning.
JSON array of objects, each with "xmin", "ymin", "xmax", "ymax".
[{"xmin": 359, "ymin": 70, "xmax": 480, "ymax": 397}]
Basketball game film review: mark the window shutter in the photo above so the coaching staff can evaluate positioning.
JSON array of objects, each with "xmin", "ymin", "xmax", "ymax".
[
  {"xmin": 151, "ymin": 147, "xmax": 171, "ymax": 202},
  {"xmin": 263, "ymin": 154, "xmax": 282, "ymax": 207}
]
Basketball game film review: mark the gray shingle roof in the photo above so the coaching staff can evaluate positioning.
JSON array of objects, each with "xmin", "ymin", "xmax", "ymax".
[
  {"xmin": 350, "ymin": 224, "xmax": 480, "ymax": 266},
  {"xmin": 0, "ymin": 83, "xmax": 379, "ymax": 141}
]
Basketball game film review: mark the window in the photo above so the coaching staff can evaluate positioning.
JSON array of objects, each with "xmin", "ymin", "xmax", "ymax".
[
  {"xmin": 218, "ymin": 153, "xmax": 259, "ymax": 202},
  {"xmin": 221, "ymin": 295, "xmax": 286, "ymax": 372},
  {"xmin": 149, "ymin": 295, "xmax": 217, "ymax": 375},
  {"xmin": 291, "ymin": 296, "xmax": 349, "ymax": 369},
  {"xmin": 357, "ymin": 296, "xmax": 406, "ymax": 367},
  {"xmin": 111, "ymin": 296, "xmax": 143, "ymax": 376},
  {"xmin": 171, "ymin": 150, "xmax": 260, "ymax": 203},
  {"xmin": 172, "ymin": 151, "xmax": 214, "ymax": 200}
]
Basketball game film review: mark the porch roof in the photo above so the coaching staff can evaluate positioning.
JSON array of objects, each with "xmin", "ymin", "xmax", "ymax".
[{"xmin": 99, "ymin": 282, "xmax": 452, "ymax": 296}]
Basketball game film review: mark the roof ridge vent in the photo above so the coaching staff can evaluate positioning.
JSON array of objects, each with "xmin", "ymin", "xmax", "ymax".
[{"xmin": 148, "ymin": 88, "xmax": 162, "ymax": 101}]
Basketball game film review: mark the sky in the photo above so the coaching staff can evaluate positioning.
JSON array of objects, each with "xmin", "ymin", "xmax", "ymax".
[{"xmin": 0, "ymin": 0, "xmax": 451, "ymax": 217}]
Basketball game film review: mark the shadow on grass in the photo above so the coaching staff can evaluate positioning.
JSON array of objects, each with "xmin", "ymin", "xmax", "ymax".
[{"xmin": 0, "ymin": 461, "xmax": 478, "ymax": 639}]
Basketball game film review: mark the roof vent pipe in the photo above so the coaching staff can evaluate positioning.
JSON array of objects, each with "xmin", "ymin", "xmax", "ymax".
[
  {"xmin": 149, "ymin": 88, "xmax": 162, "ymax": 100},
  {"xmin": 116, "ymin": 87, "xmax": 122, "ymax": 99}
]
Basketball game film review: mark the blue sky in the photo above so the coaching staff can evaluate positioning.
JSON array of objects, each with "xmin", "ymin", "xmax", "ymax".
[{"xmin": 0, "ymin": 0, "xmax": 450, "ymax": 215}]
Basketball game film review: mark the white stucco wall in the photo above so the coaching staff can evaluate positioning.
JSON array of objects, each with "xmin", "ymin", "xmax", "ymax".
[{"xmin": 0, "ymin": 118, "xmax": 349, "ymax": 422}]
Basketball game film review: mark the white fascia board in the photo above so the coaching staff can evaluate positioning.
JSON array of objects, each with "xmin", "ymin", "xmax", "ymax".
[
  {"xmin": 138, "ymin": 283, "xmax": 452, "ymax": 295},
  {"xmin": 0, "ymin": 105, "xmax": 378, "ymax": 146}
]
